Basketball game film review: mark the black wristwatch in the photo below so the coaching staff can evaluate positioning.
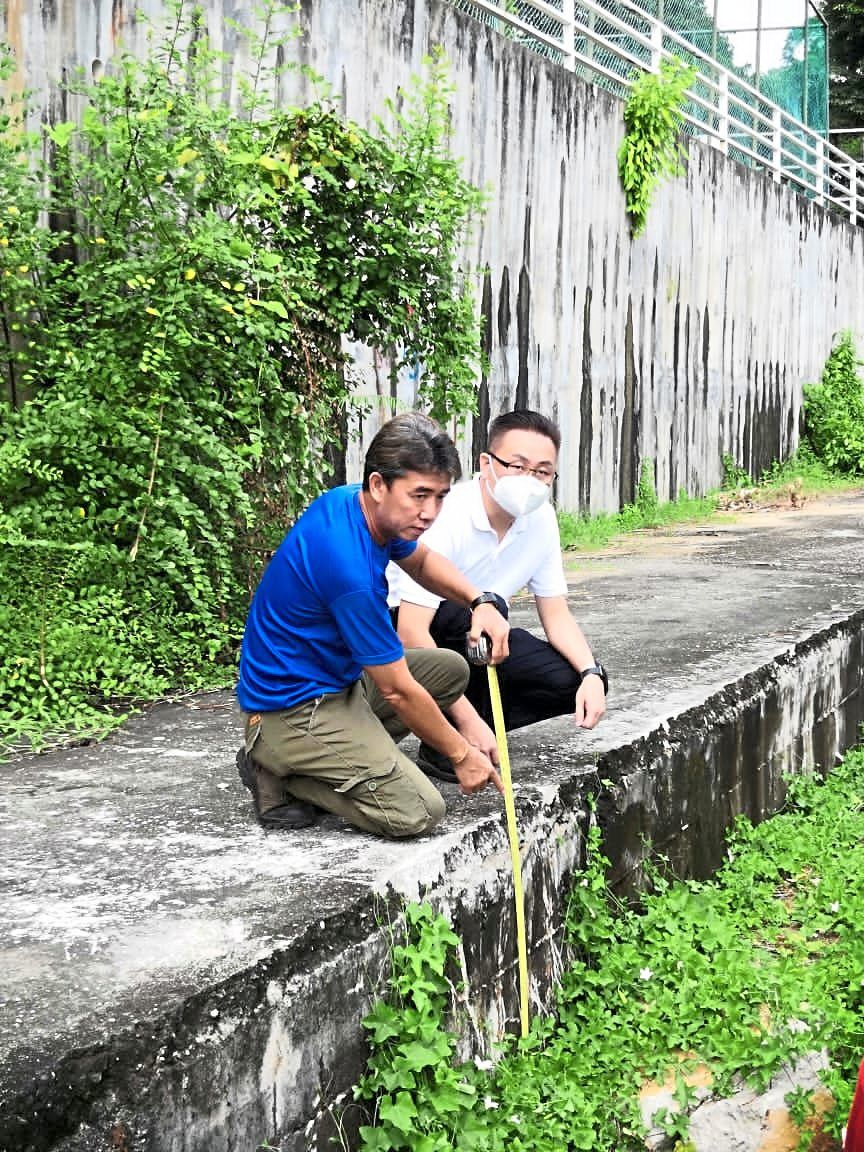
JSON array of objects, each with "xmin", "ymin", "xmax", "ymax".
[
  {"xmin": 580, "ymin": 663, "xmax": 609, "ymax": 695},
  {"xmin": 470, "ymin": 591, "xmax": 502, "ymax": 611}
]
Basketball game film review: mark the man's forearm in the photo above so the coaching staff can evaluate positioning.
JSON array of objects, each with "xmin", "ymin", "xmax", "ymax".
[
  {"xmin": 548, "ymin": 626, "xmax": 594, "ymax": 672},
  {"xmin": 396, "ymin": 615, "xmax": 437, "ymax": 649},
  {"xmin": 384, "ymin": 678, "xmax": 469, "ymax": 761},
  {"xmin": 447, "ymin": 694, "xmax": 485, "ymax": 732},
  {"xmin": 538, "ymin": 600, "xmax": 595, "ymax": 670},
  {"xmin": 550, "ymin": 623, "xmax": 594, "ymax": 670}
]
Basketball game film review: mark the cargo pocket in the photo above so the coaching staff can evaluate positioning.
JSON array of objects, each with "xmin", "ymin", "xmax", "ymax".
[
  {"xmin": 335, "ymin": 760, "xmax": 404, "ymax": 835},
  {"xmin": 334, "ymin": 760, "xmax": 397, "ymax": 796},
  {"xmin": 334, "ymin": 759, "xmax": 439, "ymax": 838}
]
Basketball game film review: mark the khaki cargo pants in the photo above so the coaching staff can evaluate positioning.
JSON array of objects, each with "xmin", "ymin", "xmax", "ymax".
[{"xmin": 243, "ymin": 648, "xmax": 468, "ymax": 838}]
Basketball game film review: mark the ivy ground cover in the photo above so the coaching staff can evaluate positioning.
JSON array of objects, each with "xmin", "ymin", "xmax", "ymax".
[{"xmin": 358, "ymin": 744, "xmax": 864, "ymax": 1151}]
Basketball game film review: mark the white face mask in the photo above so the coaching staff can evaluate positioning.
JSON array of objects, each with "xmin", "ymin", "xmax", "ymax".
[{"xmin": 487, "ymin": 459, "xmax": 551, "ymax": 519}]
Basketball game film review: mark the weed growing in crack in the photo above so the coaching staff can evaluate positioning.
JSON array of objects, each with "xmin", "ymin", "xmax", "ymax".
[{"xmin": 354, "ymin": 901, "xmax": 490, "ymax": 1151}]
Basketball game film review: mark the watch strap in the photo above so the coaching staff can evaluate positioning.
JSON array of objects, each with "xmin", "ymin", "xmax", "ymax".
[{"xmin": 580, "ymin": 663, "xmax": 609, "ymax": 694}]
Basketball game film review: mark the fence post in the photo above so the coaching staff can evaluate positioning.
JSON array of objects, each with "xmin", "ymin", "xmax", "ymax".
[
  {"xmin": 580, "ymin": 5, "xmax": 595, "ymax": 73},
  {"xmin": 850, "ymin": 157, "xmax": 858, "ymax": 226},
  {"xmin": 771, "ymin": 106, "xmax": 782, "ymax": 183},
  {"xmin": 561, "ymin": 0, "xmax": 575, "ymax": 71},
  {"xmin": 717, "ymin": 70, "xmax": 729, "ymax": 157},
  {"xmin": 649, "ymin": 16, "xmax": 662, "ymax": 73},
  {"xmin": 815, "ymin": 138, "xmax": 825, "ymax": 207}
]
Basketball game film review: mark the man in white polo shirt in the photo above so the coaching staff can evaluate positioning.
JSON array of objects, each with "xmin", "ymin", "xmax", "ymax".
[{"xmin": 387, "ymin": 409, "xmax": 607, "ymax": 782}]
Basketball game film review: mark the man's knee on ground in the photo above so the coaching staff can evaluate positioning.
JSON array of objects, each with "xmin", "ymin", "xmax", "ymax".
[
  {"xmin": 368, "ymin": 787, "xmax": 447, "ymax": 839},
  {"xmin": 546, "ymin": 660, "xmax": 583, "ymax": 694}
]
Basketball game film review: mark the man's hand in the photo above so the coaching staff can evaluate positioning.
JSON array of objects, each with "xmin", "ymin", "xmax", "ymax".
[
  {"xmin": 574, "ymin": 675, "xmax": 606, "ymax": 728},
  {"xmin": 454, "ymin": 744, "xmax": 504, "ymax": 796},
  {"xmin": 469, "ymin": 602, "xmax": 509, "ymax": 663},
  {"xmin": 458, "ymin": 713, "xmax": 499, "ymax": 765}
]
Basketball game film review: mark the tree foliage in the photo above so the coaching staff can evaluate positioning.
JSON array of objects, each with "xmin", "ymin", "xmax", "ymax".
[
  {"xmin": 802, "ymin": 331, "xmax": 864, "ymax": 475},
  {"xmin": 823, "ymin": 0, "xmax": 864, "ymax": 156},
  {"xmin": 0, "ymin": 5, "xmax": 485, "ymax": 752}
]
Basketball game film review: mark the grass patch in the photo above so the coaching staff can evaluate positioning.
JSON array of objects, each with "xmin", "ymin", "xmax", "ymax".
[
  {"xmin": 759, "ymin": 445, "xmax": 864, "ymax": 495},
  {"xmin": 558, "ymin": 492, "xmax": 716, "ymax": 551},
  {"xmin": 359, "ymin": 745, "xmax": 864, "ymax": 1151}
]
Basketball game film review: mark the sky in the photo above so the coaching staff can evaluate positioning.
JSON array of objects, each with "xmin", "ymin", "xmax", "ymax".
[
  {"xmin": 712, "ymin": 0, "xmax": 820, "ymax": 71},
  {"xmin": 714, "ymin": 0, "xmax": 816, "ymax": 31}
]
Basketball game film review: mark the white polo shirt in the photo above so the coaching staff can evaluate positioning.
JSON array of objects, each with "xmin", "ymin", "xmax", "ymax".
[{"xmin": 386, "ymin": 476, "xmax": 568, "ymax": 610}]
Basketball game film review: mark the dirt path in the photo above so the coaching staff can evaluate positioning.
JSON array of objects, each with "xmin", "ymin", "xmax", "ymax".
[{"xmin": 563, "ymin": 488, "xmax": 864, "ymax": 575}]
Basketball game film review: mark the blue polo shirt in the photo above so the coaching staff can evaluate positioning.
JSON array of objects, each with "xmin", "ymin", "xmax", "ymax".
[{"xmin": 237, "ymin": 484, "xmax": 417, "ymax": 712}]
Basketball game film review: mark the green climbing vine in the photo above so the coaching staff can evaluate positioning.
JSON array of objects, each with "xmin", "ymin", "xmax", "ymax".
[
  {"xmin": 0, "ymin": 4, "xmax": 485, "ymax": 754},
  {"xmin": 355, "ymin": 902, "xmax": 490, "ymax": 1151},
  {"xmin": 618, "ymin": 58, "xmax": 696, "ymax": 236}
]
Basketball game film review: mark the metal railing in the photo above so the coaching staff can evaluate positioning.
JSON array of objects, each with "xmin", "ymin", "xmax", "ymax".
[{"xmin": 453, "ymin": 0, "xmax": 864, "ymax": 226}]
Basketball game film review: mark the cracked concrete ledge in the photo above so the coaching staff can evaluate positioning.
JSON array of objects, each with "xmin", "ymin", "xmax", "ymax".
[{"xmin": 1, "ymin": 496, "xmax": 863, "ymax": 1152}]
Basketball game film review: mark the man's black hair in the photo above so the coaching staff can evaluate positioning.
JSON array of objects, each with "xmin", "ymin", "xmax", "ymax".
[
  {"xmin": 363, "ymin": 412, "xmax": 462, "ymax": 490},
  {"xmin": 487, "ymin": 409, "xmax": 561, "ymax": 453}
]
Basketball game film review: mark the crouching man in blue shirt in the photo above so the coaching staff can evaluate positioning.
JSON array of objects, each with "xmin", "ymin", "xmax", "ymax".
[{"xmin": 236, "ymin": 412, "xmax": 509, "ymax": 837}]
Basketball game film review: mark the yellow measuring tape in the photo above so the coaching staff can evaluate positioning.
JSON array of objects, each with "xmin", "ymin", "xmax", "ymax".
[{"xmin": 487, "ymin": 663, "xmax": 530, "ymax": 1038}]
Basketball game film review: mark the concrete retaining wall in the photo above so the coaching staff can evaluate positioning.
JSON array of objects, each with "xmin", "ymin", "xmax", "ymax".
[
  {"xmin": 598, "ymin": 611, "xmax": 864, "ymax": 894},
  {"xmin": 4, "ymin": 606, "xmax": 863, "ymax": 1152},
  {"xmin": 3, "ymin": 0, "xmax": 864, "ymax": 511}
]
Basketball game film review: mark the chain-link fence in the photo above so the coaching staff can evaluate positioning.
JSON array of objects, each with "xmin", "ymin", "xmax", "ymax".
[
  {"xmin": 455, "ymin": 1, "xmax": 567, "ymax": 64},
  {"xmin": 450, "ymin": 0, "xmax": 861, "ymax": 223},
  {"xmin": 573, "ymin": 1, "xmax": 826, "ymax": 130},
  {"xmin": 454, "ymin": 0, "xmax": 828, "ymax": 132}
]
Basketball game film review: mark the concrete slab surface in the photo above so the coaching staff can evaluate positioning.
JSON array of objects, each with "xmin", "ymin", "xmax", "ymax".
[{"xmin": 2, "ymin": 492, "xmax": 864, "ymax": 1150}]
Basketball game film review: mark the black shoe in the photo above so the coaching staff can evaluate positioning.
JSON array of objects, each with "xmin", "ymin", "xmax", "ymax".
[
  {"xmin": 416, "ymin": 742, "xmax": 458, "ymax": 784},
  {"xmin": 256, "ymin": 800, "xmax": 319, "ymax": 830},
  {"xmin": 236, "ymin": 747, "xmax": 319, "ymax": 830},
  {"xmin": 236, "ymin": 745, "xmax": 256, "ymax": 792}
]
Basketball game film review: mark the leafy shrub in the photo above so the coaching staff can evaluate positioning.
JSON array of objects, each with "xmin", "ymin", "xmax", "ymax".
[
  {"xmin": 0, "ymin": 8, "xmax": 485, "ymax": 752},
  {"xmin": 758, "ymin": 442, "xmax": 848, "ymax": 489},
  {"xmin": 803, "ymin": 331, "xmax": 864, "ymax": 475},
  {"xmin": 721, "ymin": 452, "xmax": 752, "ymax": 489},
  {"xmin": 618, "ymin": 57, "xmax": 696, "ymax": 236},
  {"xmin": 634, "ymin": 456, "xmax": 659, "ymax": 523}
]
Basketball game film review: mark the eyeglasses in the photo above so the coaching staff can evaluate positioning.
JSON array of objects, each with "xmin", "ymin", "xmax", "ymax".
[{"xmin": 487, "ymin": 451, "xmax": 557, "ymax": 484}]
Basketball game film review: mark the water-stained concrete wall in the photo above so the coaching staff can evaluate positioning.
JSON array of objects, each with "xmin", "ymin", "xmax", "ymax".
[{"xmin": 3, "ymin": 0, "xmax": 864, "ymax": 510}]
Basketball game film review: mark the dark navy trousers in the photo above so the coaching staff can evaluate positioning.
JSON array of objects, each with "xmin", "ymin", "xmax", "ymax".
[{"xmin": 425, "ymin": 599, "xmax": 583, "ymax": 731}]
